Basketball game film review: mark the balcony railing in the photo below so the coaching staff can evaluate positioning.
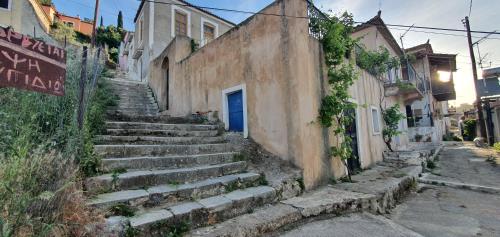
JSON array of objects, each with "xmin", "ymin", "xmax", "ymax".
[
  {"xmin": 383, "ymin": 63, "xmax": 425, "ymax": 102},
  {"xmin": 402, "ymin": 63, "xmax": 426, "ymax": 93}
]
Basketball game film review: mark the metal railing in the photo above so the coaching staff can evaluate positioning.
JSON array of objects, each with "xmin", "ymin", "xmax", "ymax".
[{"xmin": 403, "ymin": 63, "xmax": 426, "ymax": 93}]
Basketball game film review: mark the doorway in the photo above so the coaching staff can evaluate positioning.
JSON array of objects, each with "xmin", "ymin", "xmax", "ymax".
[
  {"xmin": 162, "ymin": 58, "xmax": 169, "ymax": 110},
  {"xmin": 222, "ymin": 84, "xmax": 248, "ymax": 138},
  {"xmin": 344, "ymin": 106, "xmax": 361, "ymax": 172}
]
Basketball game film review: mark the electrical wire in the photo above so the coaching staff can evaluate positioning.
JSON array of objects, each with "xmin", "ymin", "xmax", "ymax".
[{"xmin": 138, "ymin": 0, "xmax": 500, "ymax": 35}]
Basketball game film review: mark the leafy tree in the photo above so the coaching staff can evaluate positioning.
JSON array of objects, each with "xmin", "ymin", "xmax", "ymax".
[
  {"xmin": 39, "ymin": 0, "xmax": 52, "ymax": 5},
  {"xmin": 96, "ymin": 25, "xmax": 123, "ymax": 49},
  {"xmin": 117, "ymin": 11, "xmax": 123, "ymax": 29},
  {"xmin": 382, "ymin": 105, "xmax": 406, "ymax": 151},
  {"xmin": 313, "ymin": 12, "xmax": 358, "ymax": 181},
  {"xmin": 100, "ymin": 16, "xmax": 104, "ymax": 27}
]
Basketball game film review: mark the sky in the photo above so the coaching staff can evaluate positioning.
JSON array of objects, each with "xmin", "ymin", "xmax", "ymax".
[{"xmin": 51, "ymin": 0, "xmax": 500, "ymax": 106}]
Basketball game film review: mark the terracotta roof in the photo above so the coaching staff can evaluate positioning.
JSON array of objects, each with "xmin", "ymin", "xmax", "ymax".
[
  {"xmin": 353, "ymin": 11, "xmax": 403, "ymax": 55},
  {"xmin": 134, "ymin": 0, "xmax": 235, "ymax": 26}
]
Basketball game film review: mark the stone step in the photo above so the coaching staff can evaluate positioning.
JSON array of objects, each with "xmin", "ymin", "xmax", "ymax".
[
  {"xmin": 108, "ymin": 109, "xmax": 159, "ymax": 114},
  {"xmin": 113, "ymin": 103, "xmax": 157, "ymax": 109},
  {"xmin": 125, "ymin": 186, "xmax": 277, "ymax": 235},
  {"xmin": 95, "ymin": 144, "xmax": 235, "ymax": 158},
  {"xmin": 88, "ymin": 172, "xmax": 261, "ymax": 210},
  {"xmin": 104, "ymin": 128, "xmax": 219, "ymax": 137},
  {"xmin": 105, "ymin": 121, "xmax": 218, "ymax": 131},
  {"xmin": 106, "ymin": 111, "xmax": 159, "ymax": 117},
  {"xmin": 101, "ymin": 152, "xmax": 238, "ymax": 172},
  {"xmin": 85, "ymin": 162, "xmax": 248, "ymax": 193},
  {"xmin": 106, "ymin": 79, "xmax": 147, "ymax": 86},
  {"xmin": 95, "ymin": 135, "xmax": 226, "ymax": 145}
]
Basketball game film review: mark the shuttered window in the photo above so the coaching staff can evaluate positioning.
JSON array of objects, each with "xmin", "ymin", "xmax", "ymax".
[
  {"xmin": 203, "ymin": 23, "xmax": 215, "ymax": 42},
  {"xmin": 175, "ymin": 11, "xmax": 187, "ymax": 36},
  {"xmin": 0, "ymin": 0, "xmax": 10, "ymax": 9}
]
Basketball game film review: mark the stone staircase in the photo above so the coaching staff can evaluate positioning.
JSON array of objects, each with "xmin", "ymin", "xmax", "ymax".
[{"xmin": 88, "ymin": 78, "xmax": 277, "ymax": 236}]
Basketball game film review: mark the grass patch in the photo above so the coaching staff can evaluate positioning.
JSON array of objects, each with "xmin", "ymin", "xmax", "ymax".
[
  {"xmin": 125, "ymin": 226, "xmax": 140, "ymax": 237},
  {"xmin": 232, "ymin": 153, "xmax": 247, "ymax": 162},
  {"xmin": 296, "ymin": 177, "xmax": 305, "ymax": 192},
  {"xmin": 257, "ymin": 173, "xmax": 269, "ymax": 186},
  {"xmin": 165, "ymin": 221, "xmax": 191, "ymax": 237},
  {"xmin": 0, "ymin": 48, "xmax": 112, "ymax": 235},
  {"xmin": 225, "ymin": 181, "xmax": 241, "ymax": 193},
  {"xmin": 108, "ymin": 203, "xmax": 136, "ymax": 217},
  {"xmin": 427, "ymin": 160, "xmax": 437, "ymax": 169}
]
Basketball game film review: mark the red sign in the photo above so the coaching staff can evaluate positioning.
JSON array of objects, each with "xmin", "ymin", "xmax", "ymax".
[{"xmin": 0, "ymin": 26, "xmax": 66, "ymax": 96}]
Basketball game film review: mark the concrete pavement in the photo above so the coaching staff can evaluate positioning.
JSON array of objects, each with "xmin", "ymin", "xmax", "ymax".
[{"xmin": 274, "ymin": 142, "xmax": 500, "ymax": 237}]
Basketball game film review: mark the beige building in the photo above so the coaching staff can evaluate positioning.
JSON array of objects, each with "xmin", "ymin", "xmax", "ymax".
[
  {"xmin": 0, "ymin": 0, "xmax": 53, "ymax": 40},
  {"xmin": 405, "ymin": 42, "xmax": 457, "ymax": 143},
  {"xmin": 131, "ymin": 0, "xmax": 235, "ymax": 84},
  {"xmin": 140, "ymin": 0, "xmax": 434, "ymax": 189}
]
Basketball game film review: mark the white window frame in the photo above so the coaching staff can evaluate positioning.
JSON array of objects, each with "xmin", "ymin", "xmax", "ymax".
[
  {"xmin": 0, "ymin": 0, "xmax": 11, "ymax": 11},
  {"xmin": 171, "ymin": 5, "xmax": 191, "ymax": 38},
  {"xmin": 138, "ymin": 12, "xmax": 144, "ymax": 46},
  {"xmin": 222, "ymin": 84, "xmax": 248, "ymax": 138},
  {"xmin": 200, "ymin": 17, "xmax": 219, "ymax": 46},
  {"xmin": 371, "ymin": 106, "xmax": 382, "ymax": 135}
]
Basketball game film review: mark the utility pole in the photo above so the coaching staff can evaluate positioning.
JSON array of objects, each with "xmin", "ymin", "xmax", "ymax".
[
  {"xmin": 464, "ymin": 16, "xmax": 487, "ymax": 139},
  {"xmin": 91, "ymin": 0, "xmax": 100, "ymax": 47}
]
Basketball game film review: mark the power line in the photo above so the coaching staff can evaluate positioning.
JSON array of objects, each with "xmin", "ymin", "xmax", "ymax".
[
  {"xmin": 388, "ymin": 26, "xmax": 500, "ymax": 40},
  {"xmin": 139, "ymin": 0, "xmax": 500, "ymax": 36}
]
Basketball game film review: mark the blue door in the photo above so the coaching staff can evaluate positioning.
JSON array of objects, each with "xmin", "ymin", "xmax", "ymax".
[{"xmin": 228, "ymin": 91, "xmax": 244, "ymax": 132}]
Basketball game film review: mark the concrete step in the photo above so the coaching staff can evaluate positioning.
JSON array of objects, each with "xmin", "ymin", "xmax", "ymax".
[
  {"xmin": 106, "ymin": 78, "xmax": 147, "ymax": 86},
  {"xmin": 109, "ymin": 104, "xmax": 158, "ymax": 109},
  {"xmin": 95, "ymin": 144, "xmax": 235, "ymax": 158},
  {"xmin": 95, "ymin": 135, "xmax": 226, "ymax": 145},
  {"xmin": 85, "ymin": 162, "xmax": 248, "ymax": 193},
  {"xmin": 88, "ymin": 172, "xmax": 262, "ymax": 209},
  {"xmin": 101, "ymin": 152, "xmax": 238, "ymax": 172},
  {"xmin": 125, "ymin": 186, "xmax": 277, "ymax": 235},
  {"xmin": 107, "ymin": 109, "xmax": 159, "ymax": 115},
  {"xmin": 104, "ymin": 128, "xmax": 219, "ymax": 137},
  {"xmin": 106, "ymin": 111, "xmax": 159, "ymax": 117},
  {"xmin": 105, "ymin": 121, "xmax": 218, "ymax": 131}
]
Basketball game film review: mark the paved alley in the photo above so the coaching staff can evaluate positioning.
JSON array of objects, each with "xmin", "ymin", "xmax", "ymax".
[{"xmin": 275, "ymin": 142, "xmax": 500, "ymax": 237}]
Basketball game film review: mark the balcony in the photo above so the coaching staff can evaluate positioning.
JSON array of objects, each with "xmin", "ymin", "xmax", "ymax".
[
  {"xmin": 384, "ymin": 63, "xmax": 425, "ymax": 103},
  {"xmin": 428, "ymin": 54, "xmax": 457, "ymax": 101}
]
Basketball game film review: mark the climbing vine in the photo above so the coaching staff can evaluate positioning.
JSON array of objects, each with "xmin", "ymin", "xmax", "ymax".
[
  {"xmin": 312, "ymin": 12, "xmax": 358, "ymax": 180},
  {"xmin": 356, "ymin": 46, "xmax": 406, "ymax": 151}
]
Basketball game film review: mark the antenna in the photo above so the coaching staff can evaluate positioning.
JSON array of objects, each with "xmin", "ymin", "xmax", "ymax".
[{"xmin": 378, "ymin": 0, "xmax": 382, "ymax": 11}]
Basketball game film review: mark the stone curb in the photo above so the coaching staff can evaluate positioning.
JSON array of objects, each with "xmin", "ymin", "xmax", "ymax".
[
  {"xmin": 187, "ymin": 165, "xmax": 423, "ymax": 237},
  {"xmin": 419, "ymin": 174, "xmax": 500, "ymax": 195}
]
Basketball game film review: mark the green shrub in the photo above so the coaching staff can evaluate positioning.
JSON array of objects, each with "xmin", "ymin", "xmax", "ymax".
[
  {"xmin": 493, "ymin": 142, "xmax": 500, "ymax": 152},
  {"xmin": 463, "ymin": 119, "xmax": 477, "ymax": 141},
  {"xmin": 0, "ymin": 47, "xmax": 111, "ymax": 235}
]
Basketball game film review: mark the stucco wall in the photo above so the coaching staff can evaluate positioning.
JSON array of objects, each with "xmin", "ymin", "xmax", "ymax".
[
  {"xmin": 149, "ymin": 0, "xmax": 343, "ymax": 188},
  {"xmin": 0, "ymin": 0, "xmax": 56, "ymax": 45}
]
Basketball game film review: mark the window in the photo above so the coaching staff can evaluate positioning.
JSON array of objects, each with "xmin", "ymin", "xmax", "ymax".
[
  {"xmin": 201, "ymin": 18, "xmax": 218, "ymax": 46},
  {"xmin": 371, "ymin": 106, "xmax": 381, "ymax": 135},
  {"xmin": 138, "ymin": 15, "xmax": 144, "ymax": 43},
  {"xmin": 0, "ymin": 0, "xmax": 10, "ymax": 10},
  {"xmin": 175, "ymin": 11, "xmax": 187, "ymax": 36},
  {"xmin": 171, "ymin": 6, "xmax": 190, "ymax": 38},
  {"xmin": 203, "ymin": 23, "xmax": 215, "ymax": 42},
  {"xmin": 65, "ymin": 22, "xmax": 74, "ymax": 28}
]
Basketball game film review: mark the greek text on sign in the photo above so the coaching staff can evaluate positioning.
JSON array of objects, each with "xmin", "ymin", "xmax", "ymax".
[{"xmin": 0, "ymin": 26, "xmax": 66, "ymax": 96}]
